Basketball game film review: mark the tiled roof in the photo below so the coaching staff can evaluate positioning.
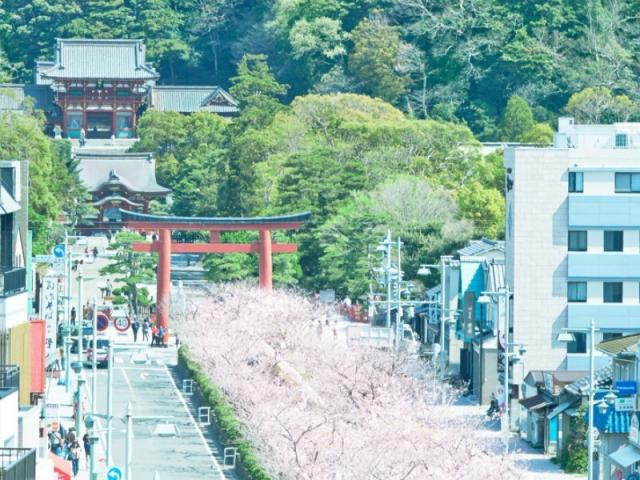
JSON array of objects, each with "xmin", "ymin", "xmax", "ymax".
[
  {"xmin": 519, "ymin": 394, "xmax": 553, "ymax": 410},
  {"xmin": 76, "ymin": 152, "xmax": 169, "ymax": 194},
  {"xmin": 457, "ymin": 237, "xmax": 504, "ymax": 257},
  {"xmin": 40, "ymin": 39, "xmax": 158, "ymax": 80},
  {"xmin": 149, "ymin": 86, "xmax": 238, "ymax": 114},
  {"xmin": 0, "ymin": 84, "xmax": 54, "ymax": 112},
  {"xmin": 597, "ymin": 333, "xmax": 640, "ymax": 356},
  {"xmin": 565, "ymin": 364, "xmax": 613, "ymax": 396},
  {"xmin": 486, "ymin": 259, "xmax": 505, "ymax": 290}
]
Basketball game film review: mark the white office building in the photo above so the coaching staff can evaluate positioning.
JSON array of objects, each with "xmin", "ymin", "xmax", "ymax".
[{"xmin": 505, "ymin": 117, "xmax": 640, "ymax": 374}]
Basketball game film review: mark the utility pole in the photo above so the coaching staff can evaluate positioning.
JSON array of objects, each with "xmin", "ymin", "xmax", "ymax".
[
  {"xmin": 396, "ymin": 237, "xmax": 402, "ymax": 350},
  {"xmin": 439, "ymin": 256, "xmax": 448, "ymax": 379},
  {"xmin": 385, "ymin": 230, "xmax": 391, "ymax": 329},
  {"xmin": 64, "ymin": 230, "xmax": 71, "ymax": 392},
  {"xmin": 77, "ymin": 269, "xmax": 84, "ymax": 364}
]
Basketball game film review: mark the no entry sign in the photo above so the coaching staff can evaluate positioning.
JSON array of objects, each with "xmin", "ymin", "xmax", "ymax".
[
  {"xmin": 113, "ymin": 316, "xmax": 131, "ymax": 332},
  {"xmin": 97, "ymin": 313, "xmax": 109, "ymax": 332}
]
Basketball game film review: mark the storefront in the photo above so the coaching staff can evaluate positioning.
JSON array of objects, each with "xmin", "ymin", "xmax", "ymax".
[{"xmin": 608, "ymin": 413, "xmax": 640, "ymax": 480}]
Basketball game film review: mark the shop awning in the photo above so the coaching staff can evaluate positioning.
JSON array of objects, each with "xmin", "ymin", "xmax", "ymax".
[
  {"xmin": 49, "ymin": 451, "xmax": 72, "ymax": 480},
  {"xmin": 519, "ymin": 394, "xmax": 553, "ymax": 411},
  {"xmin": 609, "ymin": 444, "xmax": 640, "ymax": 468},
  {"xmin": 547, "ymin": 401, "xmax": 576, "ymax": 419}
]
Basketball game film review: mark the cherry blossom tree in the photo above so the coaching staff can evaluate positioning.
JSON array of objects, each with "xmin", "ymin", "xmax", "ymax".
[{"xmin": 175, "ymin": 284, "xmax": 521, "ymax": 479}]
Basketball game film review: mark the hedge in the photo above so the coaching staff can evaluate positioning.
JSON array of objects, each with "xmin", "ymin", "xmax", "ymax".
[{"xmin": 177, "ymin": 345, "xmax": 272, "ymax": 480}]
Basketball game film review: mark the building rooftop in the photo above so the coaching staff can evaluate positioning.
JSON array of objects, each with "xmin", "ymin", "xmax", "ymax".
[
  {"xmin": 0, "ymin": 84, "xmax": 54, "ymax": 112},
  {"xmin": 564, "ymin": 364, "xmax": 613, "ymax": 396},
  {"xmin": 76, "ymin": 152, "xmax": 169, "ymax": 195},
  {"xmin": 555, "ymin": 117, "xmax": 640, "ymax": 149},
  {"xmin": 597, "ymin": 333, "xmax": 640, "ymax": 356},
  {"xmin": 149, "ymin": 86, "xmax": 238, "ymax": 114},
  {"xmin": 39, "ymin": 38, "xmax": 159, "ymax": 80},
  {"xmin": 457, "ymin": 238, "xmax": 504, "ymax": 257}
]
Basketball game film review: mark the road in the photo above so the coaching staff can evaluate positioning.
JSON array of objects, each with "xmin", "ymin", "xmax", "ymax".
[{"xmin": 84, "ymin": 345, "xmax": 227, "ymax": 480}]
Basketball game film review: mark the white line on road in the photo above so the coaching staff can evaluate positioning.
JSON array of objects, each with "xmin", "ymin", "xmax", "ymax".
[{"xmin": 162, "ymin": 364, "xmax": 226, "ymax": 479}]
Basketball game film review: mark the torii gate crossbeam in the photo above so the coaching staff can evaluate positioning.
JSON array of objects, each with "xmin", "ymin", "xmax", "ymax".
[{"xmin": 120, "ymin": 210, "xmax": 311, "ymax": 341}]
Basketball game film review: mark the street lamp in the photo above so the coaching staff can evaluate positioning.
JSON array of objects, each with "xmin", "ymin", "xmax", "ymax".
[
  {"xmin": 84, "ymin": 415, "xmax": 98, "ymax": 480},
  {"xmin": 71, "ymin": 361, "xmax": 85, "ymax": 438},
  {"xmin": 557, "ymin": 319, "xmax": 598, "ymax": 480},
  {"xmin": 477, "ymin": 287, "xmax": 521, "ymax": 454}
]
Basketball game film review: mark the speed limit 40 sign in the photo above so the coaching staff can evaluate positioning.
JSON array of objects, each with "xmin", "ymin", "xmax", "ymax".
[{"xmin": 113, "ymin": 316, "xmax": 131, "ymax": 332}]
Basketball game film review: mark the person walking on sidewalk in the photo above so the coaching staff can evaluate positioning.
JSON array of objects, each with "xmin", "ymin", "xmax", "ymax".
[
  {"xmin": 142, "ymin": 319, "xmax": 149, "ymax": 342},
  {"xmin": 82, "ymin": 433, "xmax": 91, "ymax": 468},
  {"xmin": 158, "ymin": 325, "xmax": 165, "ymax": 347},
  {"xmin": 69, "ymin": 439, "xmax": 80, "ymax": 477},
  {"xmin": 131, "ymin": 318, "xmax": 140, "ymax": 342}
]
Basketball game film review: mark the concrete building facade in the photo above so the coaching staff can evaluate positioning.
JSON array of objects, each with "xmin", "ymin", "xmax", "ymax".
[{"xmin": 506, "ymin": 117, "xmax": 640, "ymax": 375}]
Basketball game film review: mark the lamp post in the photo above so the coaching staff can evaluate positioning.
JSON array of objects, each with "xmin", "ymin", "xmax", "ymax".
[
  {"xmin": 557, "ymin": 319, "xmax": 600, "ymax": 480},
  {"xmin": 418, "ymin": 256, "xmax": 454, "ymax": 378},
  {"xmin": 84, "ymin": 415, "xmax": 98, "ymax": 480},
  {"xmin": 71, "ymin": 362, "xmax": 85, "ymax": 438},
  {"xmin": 477, "ymin": 287, "xmax": 525, "ymax": 454}
]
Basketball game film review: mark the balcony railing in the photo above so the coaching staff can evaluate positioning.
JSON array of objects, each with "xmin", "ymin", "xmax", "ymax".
[
  {"xmin": 0, "ymin": 268, "xmax": 25, "ymax": 297},
  {"xmin": 0, "ymin": 448, "xmax": 36, "ymax": 480},
  {"xmin": 0, "ymin": 365, "xmax": 18, "ymax": 390}
]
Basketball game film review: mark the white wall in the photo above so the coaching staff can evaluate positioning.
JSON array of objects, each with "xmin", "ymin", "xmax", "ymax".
[
  {"xmin": 18, "ymin": 405, "xmax": 40, "ymax": 449},
  {"xmin": 0, "ymin": 292, "xmax": 28, "ymax": 330},
  {"xmin": 0, "ymin": 390, "xmax": 19, "ymax": 447}
]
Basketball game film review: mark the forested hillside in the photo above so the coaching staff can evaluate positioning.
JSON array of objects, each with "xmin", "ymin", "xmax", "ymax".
[
  {"xmin": 2, "ymin": 0, "xmax": 639, "ymax": 135},
  {"xmin": 2, "ymin": 0, "xmax": 637, "ymax": 295}
]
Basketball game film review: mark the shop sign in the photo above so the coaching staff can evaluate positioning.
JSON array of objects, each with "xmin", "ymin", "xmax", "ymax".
[
  {"xmin": 615, "ymin": 381, "xmax": 638, "ymax": 395},
  {"xmin": 40, "ymin": 276, "xmax": 58, "ymax": 359},
  {"xmin": 629, "ymin": 414, "xmax": 640, "ymax": 446},
  {"xmin": 615, "ymin": 397, "xmax": 636, "ymax": 412},
  {"xmin": 463, "ymin": 291, "xmax": 475, "ymax": 339}
]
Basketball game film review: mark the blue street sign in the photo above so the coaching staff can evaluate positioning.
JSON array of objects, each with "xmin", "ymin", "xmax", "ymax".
[
  {"xmin": 107, "ymin": 466, "xmax": 123, "ymax": 480},
  {"xmin": 615, "ymin": 380, "xmax": 638, "ymax": 395},
  {"xmin": 53, "ymin": 244, "xmax": 65, "ymax": 258}
]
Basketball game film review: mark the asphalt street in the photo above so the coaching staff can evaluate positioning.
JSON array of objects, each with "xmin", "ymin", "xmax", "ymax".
[{"xmin": 84, "ymin": 345, "xmax": 227, "ymax": 480}]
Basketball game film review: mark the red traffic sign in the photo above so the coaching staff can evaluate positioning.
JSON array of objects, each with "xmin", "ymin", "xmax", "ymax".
[
  {"xmin": 113, "ymin": 316, "xmax": 131, "ymax": 332},
  {"xmin": 97, "ymin": 313, "xmax": 109, "ymax": 332}
]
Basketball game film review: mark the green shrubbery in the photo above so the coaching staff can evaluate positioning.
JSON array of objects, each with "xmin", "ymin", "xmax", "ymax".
[
  {"xmin": 177, "ymin": 346, "xmax": 271, "ymax": 480},
  {"xmin": 559, "ymin": 404, "xmax": 588, "ymax": 474}
]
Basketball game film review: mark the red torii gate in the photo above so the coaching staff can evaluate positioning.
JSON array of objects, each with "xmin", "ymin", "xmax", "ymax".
[{"xmin": 120, "ymin": 210, "xmax": 311, "ymax": 338}]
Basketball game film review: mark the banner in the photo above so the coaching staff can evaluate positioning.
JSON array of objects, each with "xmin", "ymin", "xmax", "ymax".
[{"xmin": 40, "ymin": 276, "xmax": 59, "ymax": 361}]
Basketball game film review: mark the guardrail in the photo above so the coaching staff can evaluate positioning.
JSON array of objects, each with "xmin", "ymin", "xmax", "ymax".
[{"xmin": 0, "ymin": 448, "xmax": 36, "ymax": 480}]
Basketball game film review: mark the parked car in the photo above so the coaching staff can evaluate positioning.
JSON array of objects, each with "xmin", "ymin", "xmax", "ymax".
[{"xmin": 87, "ymin": 339, "xmax": 111, "ymax": 367}]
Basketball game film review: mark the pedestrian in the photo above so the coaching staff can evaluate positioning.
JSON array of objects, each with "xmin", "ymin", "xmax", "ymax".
[
  {"xmin": 131, "ymin": 319, "xmax": 139, "ymax": 342},
  {"xmin": 151, "ymin": 324, "xmax": 158, "ymax": 346},
  {"xmin": 79, "ymin": 128, "xmax": 86, "ymax": 147},
  {"xmin": 158, "ymin": 325, "xmax": 165, "ymax": 347},
  {"xmin": 142, "ymin": 319, "xmax": 149, "ymax": 342},
  {"xmin": 69, "ymin": 439, "xmax": 80, "ymax": 477},
  {"xmin": 106, "ymin": 280, "xmax": 112, "ymax": 297},
  {"xmin": 59, "ymin": 347, "xmax": 65, "ymax": 370},
  {"xmin": 71, "ymin": 307, "xmax": 76, "ymax": 326},
  {"xmin": 92, "ymin": 246, "xmax": 98, "ymax": 259},
  {"xmin": 175, "ymin": 334, "xmax": 180, "ymax": 348},
  {"xmin": 82, "ymin": 433, "xmax": 91, "ymax": 466}
]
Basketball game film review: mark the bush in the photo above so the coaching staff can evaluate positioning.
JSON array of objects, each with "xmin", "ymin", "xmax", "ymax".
[
  {"xmin": 178, "ymin": 346, "xmax": 271, "ymax": 480},
  {"xmin": 559, "ymin": 404, "xmax": 588, "ymax": 474}
]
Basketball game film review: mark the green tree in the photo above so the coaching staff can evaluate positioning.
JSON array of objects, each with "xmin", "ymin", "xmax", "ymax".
[
  {"xmin": 100, "ymin": 232, "xmax": 157, "ymax": 316},
  {"xmin": 500, "ymin": 95, "xmax": 534, "ymax": 142},
  {"xmin": 348, "ymin": 17, "xmax": 409, "ymax": 103},
  {"xmin": 565, "ymin": 87, "xmax": 636, "ymax": 124}
]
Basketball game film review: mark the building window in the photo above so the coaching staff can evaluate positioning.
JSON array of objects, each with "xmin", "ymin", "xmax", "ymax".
[
  {"xmin": 616, "ymin": 134, "xmax": 628, "ymax": 148},
  {"xmin": 603, "ymin": 282, "xmax": 623, "ymax": 303},
  {"xmin": 568, "ymin": 172, "xmax": 583, "ymax": 193},
  {"xmin": 567, "ymin": 332, "xmax": 587, "ymax": 353},
  {"xmin": 604, "ymin": 231, "xmax": 623, "ymax": 251},
  {"xmin": 568, "ymin": 231, "xmax": 587, "ymax": 252},
  {"xmin": 615, "ymin": 173, "xmax": 640, "ymax": 193},
  {"xmin": 568, "ymin": 282, "xmax": 587, "ymax": 302}
]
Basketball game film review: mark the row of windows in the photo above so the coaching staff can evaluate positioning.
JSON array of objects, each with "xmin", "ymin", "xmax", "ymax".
[
  {"xmin": 568, "ymin": 172, "xmax": 640, "ymax": 193},
  {"xmin": 568, "ymin": 281, "xmax": 623, "ymax": 302},
  {"xmin": 568, "ymin": 230, "xmax": 623, "ymax": 251}
]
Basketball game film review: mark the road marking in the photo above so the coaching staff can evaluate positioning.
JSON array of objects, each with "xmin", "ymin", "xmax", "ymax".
[
  {"xmin": 120, "ymin": 367, "xmax": 136, "ymax": 400},
  {"xmin": 162, "ymin": 364, "xmax": 226, "ymax": 479}
]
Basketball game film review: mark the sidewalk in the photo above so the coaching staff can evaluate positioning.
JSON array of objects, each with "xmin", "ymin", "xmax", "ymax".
[{"xmin": 44, "ymin": 369, "xmax": 107, "ymax": 479}]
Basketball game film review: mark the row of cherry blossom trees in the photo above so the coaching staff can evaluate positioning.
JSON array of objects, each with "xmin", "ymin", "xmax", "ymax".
[{"xmin": 176, "ymin": 284, "xmax": 521, "ymax": 479}]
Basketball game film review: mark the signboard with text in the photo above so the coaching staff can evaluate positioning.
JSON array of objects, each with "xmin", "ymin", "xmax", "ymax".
[
  {"xmin": 615, "ymin": 397, "xmax": 635, "ymax": 412},
  {"xmin": 615, "ymin": 380, "xmax": 638, "ymax": 395},
  {"xmin": 40, "ymin": 276, "xmax": 58, "ymax": 360}
]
